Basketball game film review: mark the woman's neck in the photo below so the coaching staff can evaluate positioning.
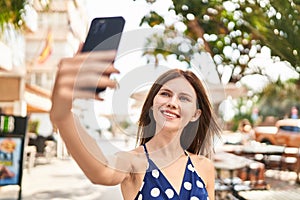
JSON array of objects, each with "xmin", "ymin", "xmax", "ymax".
[{"xmin": 145, "ymin": 129, "xmax": 186, "ymax": 168}]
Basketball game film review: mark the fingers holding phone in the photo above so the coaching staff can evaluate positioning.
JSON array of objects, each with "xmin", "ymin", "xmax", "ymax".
[
  {"xmin": 81, "ymin": 16, "xmax": 125, "ymax": 93},
  {"xmin": 74, "ymin": 58, "xmax": 120, "ymax": 96},
  {"xmin": 57, "ymin": 51, "xmax": 118, "ymax": 95},
  {"xmin": 51, "ymin": 51, "xmax": 119, "ymax": 121},
  {"xmin": 51, "ymin": 17, "xmax": 125, "ymax": 121}
]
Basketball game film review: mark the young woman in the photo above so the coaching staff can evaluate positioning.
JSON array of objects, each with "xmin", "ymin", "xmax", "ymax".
[{"xmin": 50, "ymin": 49, "xmax": 221, "ymax": 200}]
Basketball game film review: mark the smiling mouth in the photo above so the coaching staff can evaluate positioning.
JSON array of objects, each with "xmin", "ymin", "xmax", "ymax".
[{"xmin": 161, "ymin": 110, "xmax": 180, "ymax": 119}]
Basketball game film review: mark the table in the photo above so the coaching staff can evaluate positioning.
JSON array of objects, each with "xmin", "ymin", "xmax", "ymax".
[
  {"xmin": 218, "ymin": 143, "xmax": 285, "ymax": 155},
  {"xmin": 214, "ymin": 151, "xmax": 266, "ymax": 194},
  {"xmin": 214, "ymin": 152, "xmax": 252, "ymax": 171},
  {"xmin": 216, "ymin": 143, "xmax": 300, "ymax": 184},
  {"xmin": 214, "ymin": 152, "xmax": 255, "ymax": 182}
]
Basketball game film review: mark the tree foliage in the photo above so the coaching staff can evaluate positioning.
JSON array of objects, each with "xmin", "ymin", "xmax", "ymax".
[
  {"xmin": 257, "ymin": 79, "xmax": 300, "ymax": 118},
  {"xmin": 138, "ymin": 0, "xmax": 300, "ymax": 83},
  {"xmin": 0, "ymin": 0, "xmax": 27, "ymax": 31}
]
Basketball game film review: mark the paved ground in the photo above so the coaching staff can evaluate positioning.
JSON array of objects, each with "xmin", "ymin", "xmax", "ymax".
[
  {"xmin": 0, "ymin": 157, "xmax": 123, "ymax": 200},
  {"xmin": 0, "ymin": 137, "xmax": 135, "ymax": 200}
]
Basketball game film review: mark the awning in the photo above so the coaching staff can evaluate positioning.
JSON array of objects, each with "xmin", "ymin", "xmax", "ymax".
[{"xmin": 25, "ymin": 84, "xmax": 52, "ymax": 113}]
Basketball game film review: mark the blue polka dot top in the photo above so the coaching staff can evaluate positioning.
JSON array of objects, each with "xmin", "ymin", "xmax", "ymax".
[{"xmin": 134, "ymin": 144, "xmax": 209, "ymax": 200}]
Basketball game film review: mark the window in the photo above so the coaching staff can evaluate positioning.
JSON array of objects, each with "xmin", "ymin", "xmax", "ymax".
[{"xmin": 279, "ymin": 126, "xmax": 300, "ymax": 133}]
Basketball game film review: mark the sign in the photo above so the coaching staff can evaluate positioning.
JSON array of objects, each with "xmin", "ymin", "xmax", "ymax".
[
  {"xmin": 0, "ymin": 76, "xmax": 21, "ymax": 102},
  {"xmin": 0, "ymin": 115, "xmax": 27, "ymax": 135},
  {"xmin": 0, "ymin": 137, "xmax": 23, "ymax": 185},
  {"xmin": 0, "ymin": 114, "xmax": 27, "ymax": 200}
]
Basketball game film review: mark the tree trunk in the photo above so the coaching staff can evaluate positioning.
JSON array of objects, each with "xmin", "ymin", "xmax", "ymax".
[{"xmin": 187, "ymin": 19, "xmax": 213, "ymax": 55}]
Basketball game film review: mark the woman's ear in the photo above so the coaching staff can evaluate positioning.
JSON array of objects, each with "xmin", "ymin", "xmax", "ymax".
[{"xmin": 190, "ymin": 109, "xmax": 201, "ymax": 122}]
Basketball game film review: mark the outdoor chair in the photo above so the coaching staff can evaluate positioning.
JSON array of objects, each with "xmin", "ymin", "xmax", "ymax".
[{"xmin": 280, "ymin": 147, "xmax": 300, "ymax": 182}]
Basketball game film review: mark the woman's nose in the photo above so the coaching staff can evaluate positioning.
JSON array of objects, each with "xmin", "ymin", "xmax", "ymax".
[{"xmin": 167, "ymin": 95, "xmax": 179, "ymax": 108}]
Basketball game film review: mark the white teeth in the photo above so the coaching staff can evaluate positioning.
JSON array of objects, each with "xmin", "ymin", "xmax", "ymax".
[{"xmin": 162, "ymin": 111, "xmax": 177, "ymax": 118}]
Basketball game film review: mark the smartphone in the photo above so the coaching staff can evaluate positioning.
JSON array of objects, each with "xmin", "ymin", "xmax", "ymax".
[{"xmin": 81, "ymin": 16, "xmax": 125, "ymax": 92}]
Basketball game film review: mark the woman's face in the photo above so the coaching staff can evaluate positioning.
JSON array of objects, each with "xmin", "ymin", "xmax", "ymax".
[{"xmin": 152, "ymin": 77, "xmax": 201, "ymax": 133}]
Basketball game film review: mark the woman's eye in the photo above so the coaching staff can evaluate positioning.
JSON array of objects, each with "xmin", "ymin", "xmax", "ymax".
[
  {"xmin": 160, "ymin": 92, "xmax": 170, "ymax": 97},
  {"xmin": 179, "ymin": 96, "xmax": 191, "ymax": 102}
]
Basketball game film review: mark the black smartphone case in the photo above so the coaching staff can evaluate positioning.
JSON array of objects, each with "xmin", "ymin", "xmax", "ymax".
[
  {"xmin": 82, "ymin": 16, "xmax": 125, "ymax": 52},
  {"xmin": 81, "ymin": 17, "xmax": 125, "ymax": 93}
]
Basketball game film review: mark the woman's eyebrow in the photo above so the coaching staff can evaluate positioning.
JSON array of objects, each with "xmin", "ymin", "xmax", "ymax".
[
  {"xmin": 160, "ymin": 88, "xmax": 172, "ymax": 92},
  {"xmin": 160, "ymin": 87, "xmax": 193, "ymax": 98}
]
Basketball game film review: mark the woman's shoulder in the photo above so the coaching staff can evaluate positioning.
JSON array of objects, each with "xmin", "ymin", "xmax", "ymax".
[
  {"xmin": 188, "ymin": 153, "xmax": 214, "ymax": 171},
  {"xmin": 116, "ymin": 145, "xmax": 147, "ymax": 173},
  {"xmin": 115, "ymin": 145, "xmax": 144, "ymax": 157},
  {"xmin": 188, "ymin": 153, "xmax": 215, "ymax": 187}
]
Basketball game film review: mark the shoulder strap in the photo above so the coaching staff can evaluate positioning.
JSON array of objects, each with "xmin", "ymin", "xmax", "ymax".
[
  {"xmin": 142, "ymin": 144, "xmax": 150, "ymax": 161},
  {"xmin": 184, "ymin": 149, "xmax": 190, "ymax": 157}
]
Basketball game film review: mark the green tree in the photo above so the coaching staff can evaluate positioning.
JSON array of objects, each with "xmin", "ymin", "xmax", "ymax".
[
  {"xmin": 257, "ymin": 79, "xmax": 300, "ymax": 119},
  {"xmin": 137, "ymin": 0, "xmax": 300, "ymax": 83},
  {"xmin": 0, "ymin": 0, "xmax": 52, "ymax": 36},
  {"xmin": 0, "ymin": 0, "xmax": 27, "ymax": 32}
]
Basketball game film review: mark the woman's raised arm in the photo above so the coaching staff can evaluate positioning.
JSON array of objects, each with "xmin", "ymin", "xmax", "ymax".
[{"xmin": 50, "ymin": 50, "xmax": 131, "ymax": 185}]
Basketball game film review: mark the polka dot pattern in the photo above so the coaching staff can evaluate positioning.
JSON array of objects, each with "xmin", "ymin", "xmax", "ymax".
[
  {"xmin": 196, "ymin": 180, "xmax": 204, "ymax": 188},
  {"xmin": 135, "ymin": 145, "xmax": 209, "ymax": 200},
  {"xmin": 137, "ymin": 194, "xmax": 143, "ymax": 200},
  {"xmin": 165, "ymin": 188, "xmax": 174, "ymax": 199},
  {"xmin": 152, "ymin": 169, "xmax": 160, "ymax": 179},
  {"xmin": 184, "ymin": 181, "xmax": 192, "ymax": 190},
  {"xmin": 188, "ymin": 164, "xmax": 195, "ymax": 172},
  {"xmin": 150, "ymin": 187, "xmax": 160, "ymax": 197}
]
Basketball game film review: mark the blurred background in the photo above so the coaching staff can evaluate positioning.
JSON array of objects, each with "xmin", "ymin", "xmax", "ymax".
[{"xmin": 0, "ymin": 0, "xmax": 299, "ymax": 199}]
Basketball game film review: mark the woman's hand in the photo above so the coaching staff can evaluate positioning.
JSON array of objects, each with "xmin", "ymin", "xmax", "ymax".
[
  {"xmin": 50, "ymin": 50, "xmax": 119, "ymax": 123},
  {"xmin": 49, "ymin": 50, "xmax": 133, "ymax": 187}
]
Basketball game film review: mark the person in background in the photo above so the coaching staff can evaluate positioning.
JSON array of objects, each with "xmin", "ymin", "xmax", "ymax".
[
  {"xmin": 291, "ymin": 106, "xmax": 298, "ymax": 119},
  {"xmin": 50, "ymin": 48, "xmax": 221, "ymax": 200},
  {"xmin": 237, "ymin": 119, "xmax": 255, "ymax": 145}
]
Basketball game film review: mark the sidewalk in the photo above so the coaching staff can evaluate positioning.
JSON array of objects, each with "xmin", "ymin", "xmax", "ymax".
[
  {"xmin": 0, "ymin": 137, "xmax": 135, "ymax": 200},
  {"xmin": 0, "ymin": 158, "xmax": 123, "ymax": 200}
]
